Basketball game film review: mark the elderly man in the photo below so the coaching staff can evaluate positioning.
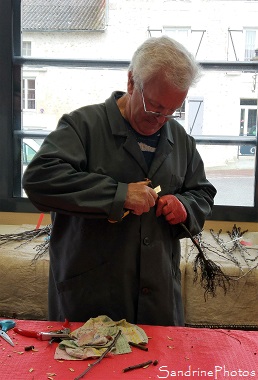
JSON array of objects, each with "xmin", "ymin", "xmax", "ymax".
[{"xmin": 23, "ymin": 36, "xmax": 216, "ymax": 326}]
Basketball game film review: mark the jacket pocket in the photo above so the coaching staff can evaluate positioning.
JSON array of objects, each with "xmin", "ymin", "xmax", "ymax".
[
  {"xmin": 169, "ymin": 174, "xmax": 184, "ymax": 193},
  {"xmin": 56, "ymin": 261, "xmax": 111, "ymax": 320},
  {"xmin": 161, "ymin": 174, "xmax": 184, "ymax": 195}
]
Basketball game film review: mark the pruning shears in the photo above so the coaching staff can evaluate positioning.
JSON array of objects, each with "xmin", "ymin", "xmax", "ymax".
[
  {"xmin": 13, "ymin": 326, "xmax": 72, "ymax": 341},
  {"xmin": 0, "ymin": 319, "xmax": 16, "ymax": 346}
]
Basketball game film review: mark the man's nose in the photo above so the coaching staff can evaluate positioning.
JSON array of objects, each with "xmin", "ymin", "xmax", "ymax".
[{"xmin": 154, "ymin": 114, "xmax": 167, "ymax": 122}]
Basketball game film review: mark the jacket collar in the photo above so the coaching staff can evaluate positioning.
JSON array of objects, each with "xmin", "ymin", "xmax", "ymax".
[{"xmin": 105, "ymin": 91, "xmax": 175, "ymax": 176}]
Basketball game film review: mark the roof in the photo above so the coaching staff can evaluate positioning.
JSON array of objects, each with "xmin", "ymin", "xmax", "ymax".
[{"xmin": 22, "ymin": 0, "xmax": 107, "ymax": 32}]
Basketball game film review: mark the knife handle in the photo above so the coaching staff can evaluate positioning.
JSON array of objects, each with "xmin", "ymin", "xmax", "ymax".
[{"xmin": 13, "ymin": 327, "xmax": 42, "ymax": 340}]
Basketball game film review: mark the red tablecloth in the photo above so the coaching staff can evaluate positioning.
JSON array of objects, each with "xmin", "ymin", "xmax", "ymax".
[{"xmin": 1, "ymin": 320, "xmax": 258, "ymax": 380}]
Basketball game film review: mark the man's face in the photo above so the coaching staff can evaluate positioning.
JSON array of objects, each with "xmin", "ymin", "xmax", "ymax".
[{"xmin": 127, "ymin": 72, "xmax": 188, "ymax": 136}]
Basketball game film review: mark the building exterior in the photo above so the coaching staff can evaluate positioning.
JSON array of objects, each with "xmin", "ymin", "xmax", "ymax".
[{"xmin": 21, "ymin": 0, "xmax": 258, "ymax": 167}]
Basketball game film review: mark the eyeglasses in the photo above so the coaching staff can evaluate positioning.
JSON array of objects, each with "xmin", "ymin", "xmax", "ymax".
[{"xmin": 140, "ymin": 88, "xmax": 181, "ymax": 120}]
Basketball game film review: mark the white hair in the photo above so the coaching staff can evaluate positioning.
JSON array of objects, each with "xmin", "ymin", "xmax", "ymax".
[{"xmin": 129, "ymin": 36, "xmax": 201, "ymax": 91}]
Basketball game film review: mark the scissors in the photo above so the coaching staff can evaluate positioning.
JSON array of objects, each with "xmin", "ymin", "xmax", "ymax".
[
  {"xmin": 13, "ymin": 326, "xmax": 72, "ymax": 341},
  {"xmin": 0, "ymin": 319, "xmax": 16, "ymax": 346}
]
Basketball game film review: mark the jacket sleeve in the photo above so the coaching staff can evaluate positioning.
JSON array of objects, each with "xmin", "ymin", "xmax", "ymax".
[
  {"xmin": 175, "ymin": 135, "xmax": 217, "ymax": 237},
  {"xmin": 22, "ymin": 115, "xmax": 128, "ymax": 221}
]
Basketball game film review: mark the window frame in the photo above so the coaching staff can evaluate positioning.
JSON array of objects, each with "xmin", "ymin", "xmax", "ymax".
[{"xmin": 1, "ymin": 0, "xmax": 258, "ymax": 221}]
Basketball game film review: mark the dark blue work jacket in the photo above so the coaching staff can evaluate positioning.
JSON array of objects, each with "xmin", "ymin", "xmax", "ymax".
[{"xmin": 22, "ymin": 91, "xmax": 216, "ymax": 325}]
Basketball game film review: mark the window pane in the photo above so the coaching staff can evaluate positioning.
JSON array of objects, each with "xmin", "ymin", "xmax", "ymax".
[
  {"xmin": 200, "ymin": 145, "xmax": 255, "ymax": 206},
  {"xmin": 21, "ymin": 66, "xmax": 258, "ymax": 138},
  {"xmin": 20, "ymin": 64, "xmax": 258, "ymax": 208},
  {"xmin": 22, "ymin": 138, "xmax": 41, "ymax": 165},
  {"xmin": 22, "ymin": 67, "xmax": 127, "ymax": 131},
  {"xmin": 28, "ymin": 100, "xmax": 35, "ymax": 109},
  {"xmin": 22, "ymin": 77, "xmax": 36, "ymax": 110},
  {"xmin": 163, "ymin": 28, "xmax": 190, "ymax": 50},
  {"xmin": 245, "ymin": 30, "xmax": 256, "ymax": 61},
  {"xmin": 240, "ymin": 99, "xmax": 257, "ymax": 138},
  {"xmin": 247, "ymin": 109, "xmax": 257, "ymax": 136},
  {"xmin": 9, "ymin": 0, "xmax": 257, "ymax": 220},
  {"xmin": 22, "ymin": 41, "xmax": 31, "ymax": 56},
  {"xmin": 22, "ymin": 138, "xmax": 43, "ymax": 196}
]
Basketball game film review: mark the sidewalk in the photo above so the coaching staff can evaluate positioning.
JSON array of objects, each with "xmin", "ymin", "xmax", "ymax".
[{"xmin": 205, "ymin": 156, "xmax": 255, "ymax": 178}]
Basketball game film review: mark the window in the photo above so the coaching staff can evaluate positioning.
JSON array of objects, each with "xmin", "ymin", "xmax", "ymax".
[
  {"xmin": 22, "ymin": 78, "xmax": 35, "ymax": 110},
  {"xmin": 187, "ymin": 98, "xmax": 204, "ymax": 135},
  {"xmin": 156, "ymin": 27, "xmax": 207, "ymax": 59},
  {"xmin": 163, "ymin": 27, "xmax": 191, "ymax": 48},
  {"xmin": 239, "ymin": 99, "xmax": 257, "ymax": 156},
  {"xmin": 0, "ymin": 0, "xmax": 258, "ymax": 221},
  {"xmin": 227, "ymin": 28, "xmax": 258, "ymax": 61},
  {"xmin": 22, "ymin": 41, "xmax": 31, "ymax": 56},
  {"xmin": 150, "ymin": 27, "xmax": 205, "ymax": 58},
  {"xmin": 245, "ymin": 29, "xmax": 258, "ymax": 61}
]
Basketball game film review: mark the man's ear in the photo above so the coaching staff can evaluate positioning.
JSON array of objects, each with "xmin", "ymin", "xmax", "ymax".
[{"xmin": 127, "ymin": 71, "xmax": 134, "ymax": 94}]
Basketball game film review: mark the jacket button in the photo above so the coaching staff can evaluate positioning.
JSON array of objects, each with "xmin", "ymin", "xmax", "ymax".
[
  {"xmin": 143, "ymin": 237, "xmax": 150, "ymax": 245},
  {"xmin": 142, "ymin": 287, "xmax": 150, "ymax": 294}
]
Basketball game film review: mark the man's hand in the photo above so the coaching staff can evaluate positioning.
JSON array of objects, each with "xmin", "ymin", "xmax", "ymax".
[
  {"xmin": 124, "ymin": 181, "xmax": 158, "ymax": 216},
  {"xmin": 156, "ymin": 195, "xmax": 187, "ymax": 224}
]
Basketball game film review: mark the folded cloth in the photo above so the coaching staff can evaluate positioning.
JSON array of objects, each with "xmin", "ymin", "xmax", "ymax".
[{"xmin": 54, "ymin": 315, "xmax": 148, "ymax": 360}]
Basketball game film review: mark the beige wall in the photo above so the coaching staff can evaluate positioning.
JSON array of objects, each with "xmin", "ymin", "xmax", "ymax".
[{"xmin": 0, "ymin": 212, "xmax": 257, "ymax": 232}]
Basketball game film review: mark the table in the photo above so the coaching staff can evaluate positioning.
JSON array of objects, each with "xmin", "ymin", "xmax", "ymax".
[
  {"xmin": 2, "ymin": 224, "xmax": 258, "ymax": 328},
  {"xmin": 1, "ymin": 320, "xmax": 258, "ymax": 380}
]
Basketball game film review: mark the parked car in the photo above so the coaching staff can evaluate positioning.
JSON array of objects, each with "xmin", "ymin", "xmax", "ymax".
[{"xmin": 22, "ymin": 138, "xmax": 41, "ymax": 172}]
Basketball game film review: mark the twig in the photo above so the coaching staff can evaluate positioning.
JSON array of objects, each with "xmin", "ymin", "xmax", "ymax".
[
  {"xmin": 180, "ymin": 223, "xmax": 231, "ymax": 298},
  {"xmin": 0, "ymin": 225, "xmax": 51, "ymax": 246},
  {"xmin": 128, "ymin": 341, "xmax": 148, "ymax": 351},
  {"xmin": 227, "ymin": 224, "xmax": 251, "ymax": 267},
  {"xmin": 30, "ymin": 238, "xmax": 50, "ymax": 263},
  {"xmin": 74, "ymin": 330, "xmax": 122, "ymax": 380},
  {"xmin": 123, "ymin": 360, "xmax": 153, "ymax": 372},
  {"xmin": 216, "ymin": 330, "xmax": 242, "ymax": 344},
  {"xmin": 230, "ymin": 262, "xmax": 258, "ymax": 281},
  {"xmin": 208, "ymin": 230, "xmax": 242, "ymax": 269}
]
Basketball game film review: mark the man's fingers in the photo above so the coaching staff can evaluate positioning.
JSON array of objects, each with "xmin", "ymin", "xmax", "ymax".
[
  {"xmin": 124, "ymin": 181, "xmax": 158, "ymax": 215},
  {"xmin": 156, "ymin": 197, "xmax": 167, "ymax": 217},
  {"xmin": 136, "ymin": 180, "xmax": 152, "ymax": 186},
  {"xmin": 156, "ymin": 195, "xmax": 187, "ymax": 224}
]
